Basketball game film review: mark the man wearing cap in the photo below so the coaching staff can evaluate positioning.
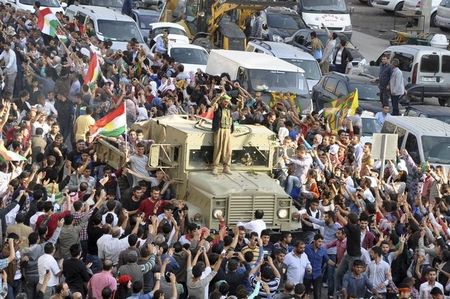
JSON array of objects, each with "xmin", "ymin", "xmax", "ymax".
[{"xmin": 211, "ymin": 93, "xmax": 235, "ymax": 175}]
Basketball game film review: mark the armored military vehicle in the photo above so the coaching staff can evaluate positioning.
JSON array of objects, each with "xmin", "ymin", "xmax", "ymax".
[{"xmin": 94, "ymin": 115, "xmax": 293, "ymax": 230}]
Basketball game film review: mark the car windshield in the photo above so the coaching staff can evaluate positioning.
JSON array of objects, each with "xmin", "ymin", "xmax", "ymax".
[
  {"xmin": 170, "ymin": 48, "xmax": 208, "ymax": 65},
  {"xmin": 89, "ymin": 0, "xmax": 123, "ymax": 7},
  {"xmin": 249, "ymin": 70, "xmax": 307, "ymax": 94},
  {"xmin": 20, "ymin": 0, "xmax": 59, "ymax": 7},
  {"xmin": 267, "ymin": 13, "xmax": 305, "ymax": 30},
  {"xmin": 153, "ymin": 27, "xmax": 187, "ymax": 36},
  {"xmin": 138, "ymin": 14, "xmax": 160, "ymax": 29},
  {"xmin": 284, "ymin": 58, "xmax": 321, "ymax": 80},
  {"xmin": 349, "ymin": 83, "xmax": 379, "ymax": 101},
  {"xmin": 422, "ymin": 136, "xmax": 450, "ymax": 164},
  {"xmin": 97, "ymin": 20, "xmax": 143, "ymax": 43},
  {"xmin": 362, "ymin": 118, "xmax": 382, "ymax": 136},
  {"xmin": 429, "ymin": 115, "xmax": 450, "ymax": 124},
  {"xmin": 300, "ymin": 0, "xmax": 348, "ymax": 12}
]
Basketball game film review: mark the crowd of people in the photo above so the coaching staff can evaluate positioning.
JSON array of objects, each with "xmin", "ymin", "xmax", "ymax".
[{"xmin": 0, "ymin": 2, "xmax": 449, "ymax": 299}]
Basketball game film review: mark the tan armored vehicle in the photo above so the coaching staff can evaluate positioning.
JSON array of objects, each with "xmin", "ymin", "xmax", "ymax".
[{"xmin": 95, "ymin": 115, "xmax": 293, "ymax": 230}]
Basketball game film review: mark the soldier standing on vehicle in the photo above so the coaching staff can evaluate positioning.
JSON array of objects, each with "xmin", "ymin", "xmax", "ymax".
[
  {"xmin": 378, "ymin": 55, "xmax": 392, "ymax": 107},
  {"xmin": 211, "ymin": 93, "xmax": 241, "ymax": 175}
]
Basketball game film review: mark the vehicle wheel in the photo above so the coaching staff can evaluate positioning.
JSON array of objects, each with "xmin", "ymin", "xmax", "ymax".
[
  {"xmin": 394, "ymin": 1, "xmax": 404, "ymax": 11},
  {"xmin": 431, "ymin": 12, "xmax": 437, "ymax": 27},
  {"xmin": 367, "ymin": 0, "xmax": 374, "ymax": 6},
  {"xmin": 438, "ymin": 98, "xmax": 448, "ymax": 106},
  {"xmin": 384, "ymin": 9, "xmax": 394, "ymax": 13}
]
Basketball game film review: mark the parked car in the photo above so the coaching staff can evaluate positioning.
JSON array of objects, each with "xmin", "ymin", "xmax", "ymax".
[
  {"xmin": 436, "ymin": 0, "xmax": 450, "ymax": 31},
  {"xmin": 78, "ymin": 0, "xmax": 123, "ymax": 10},
  {"xmin": 151, "ymin": 42, "xmax": 209, "ymax": 73},
  {"xmin": 402, "ymin": 0, "xmax": 440, "ymax": 27},
  {"xmin": 131, "ymin": 9, "xmax": 160, "ymax": 40},
  {"xmin": 358, "ymin": 0, "xmax": 376, "ymax": 7},
  {"xmin": 245, "ymin": 40, "xmax": 321, "ymax": 91},
  {"xmin": 312, "ymin": 72, "xmax": 383, "ymax": 112},
  {"xmin": 373, "ymin": 0, "xmax": 404, "ymax": 12},
  {"xmin": 285, "ymin": 29, "xmax": 366, "ymax": 70},
  {"xmin": 403, "ymin": 105, "xmax": 450, "ymax": 123},
  {"xmin": 365, "ymin": 45, "xmax": 450, "ymax": 106},
  {"xmin": 1, "ymin": 0, "xmax": 65, "ymax": 13},
  {"xmin": 260, "ymin": 7, "xmax": 306, "ymax": 42},
  {"xmin": 148, "ymin": 22, "xmax": 189, "ymax": 46}
]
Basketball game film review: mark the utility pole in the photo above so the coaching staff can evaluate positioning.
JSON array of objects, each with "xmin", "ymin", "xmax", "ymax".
[{"xmin": 419, "ymin": 0, "xmax": 432, "ymax": 33}]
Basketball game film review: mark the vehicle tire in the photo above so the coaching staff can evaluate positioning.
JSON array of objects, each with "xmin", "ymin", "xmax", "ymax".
[
  {"xmin": 367, "ymin": 0, "xmax": 374, "ymax": 6},
  {"xmin": 384, "ymin": 9, "xmax": 394, "ymax": 13},
  {"xmin": 438, "ymin": 98, "xmax": 448, "ymax": 106},
  {"xmin": 431, "ymin": 12, "xmax": 437, "ymax": 27},
  {"xmin": 394, "ymin": 1, "xmax": 404, "ymax": 11}
]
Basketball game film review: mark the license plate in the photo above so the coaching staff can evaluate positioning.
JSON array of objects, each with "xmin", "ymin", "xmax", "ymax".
[{"xmin": 422, "ymin": 77, "xmax": 437, "ymax": 82}]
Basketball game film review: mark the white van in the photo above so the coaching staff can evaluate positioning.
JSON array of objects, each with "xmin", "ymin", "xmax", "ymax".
[
  {"xmin": 245, "ymin": 40, "xmax": 321, "ymax": 91},
  {"xmin": 206, "ymin": 50, "xmax": 313, "ymax": 114},
  {"xmin": 381, "ymin": 116, "xmax": 450, "ymax": 170},
  {"xmin": 367, "ymin": 45, "xmax": 450, "ymax": 105},
  {"xmin": 65, "ymin": 5, "xmax": 150, "ymax": 53},
  {"xmin": 0, "ymin": 0, "xmax": 65, "ymax": 13},
  {"xmin": 297, "ymin": 0, "xmax": 352, "ymax": 39}
]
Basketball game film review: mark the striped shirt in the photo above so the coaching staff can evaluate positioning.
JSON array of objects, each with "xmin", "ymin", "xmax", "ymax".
[{"xmin": 250, "ymin": 274, "xmax": 280, "ymax": 298}]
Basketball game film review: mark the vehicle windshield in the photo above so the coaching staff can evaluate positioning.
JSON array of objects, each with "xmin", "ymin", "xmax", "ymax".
[
  {"xmin": 349, "ymin": 83, "xmax": 379, "ymax": 101},
  {"xmin": 284, "ymin": 58, "xmax": 321, "ymax": 80},
  {"xmin": 170, "ymin": 48, "xmax": 208, "ymax": 65},
  {"xmin": 20, "ymin": 0, "xmax": 59, "ymax": 7},
  {"xmin": 300, "ymin": 0, "xmax": 348, "ymax": 13},
  {"xmin": 249, "ymin": 70, "xmax": 307, "ymax": 94},
  {"xmin": 422, "ymin": 136, "xmax": 450, "ymax": 164},
  {"xmin": 97, "ymin": 20, "xmax": 143, "ymax": 43},
  {"xmin": 153, "ymin": 27, "xmax": 187, "ymax": 36},
  {"xmin": 267, "ymin": 13, "xmax": 305, "ymax": 30},
  {"xmin": 362, "ymin": 118, "xmax": 382, "ymax": 136},
  {"xmin": 138, "ymin": 14, "xmax": 160, "ymax": 29},
  {"xmin": 429, "ymin": 115, "xmax": 450, "ymax": 124},
  {"xmin": 88, "ymin": 0, "xmax": 123, "ymax": 7}
]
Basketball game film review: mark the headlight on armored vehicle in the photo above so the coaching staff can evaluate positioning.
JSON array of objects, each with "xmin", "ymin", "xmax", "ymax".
[
  {"xmin": 277, "ymin": 208, "xmax": 289, "ymax": 219},
  {"xmin": 212, "ymin": 209, "xmax": 224, "ymax": 219}
]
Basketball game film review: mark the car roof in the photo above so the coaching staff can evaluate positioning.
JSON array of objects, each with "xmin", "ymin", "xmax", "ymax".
[
  {"xmin": 132, "ymin": 9, "xmax": 160, "ymax": 16},
  {"xmin": 265, "ymin": 6, "xmax": 298, "ymax": 15},
  {"xmin": 149, "ymin": 22, "xmax": 186, "ymax": 31},
  {"xmin": 406, "ymin": 105, "xmax": 450, "ymax": 116},
  {"xmin": 386, "ymin": 45, "xmax": 450, "ymax": 54},
  {"xmin": 248, "ymin": 40, "xmax": 316, "ymax": 60},
  {"xmin": 210, "ymin": 50, "xmax": 304, "ymax": 72},
  {"xmin": 169, "ymin": 42, "xmax": 207, "ymax": 51},
  {"xmin": 67, "ymin": 5, "xmax": 133, "ymax": 21},
  {"xmin": 384, "ymin": 116, "xmax": 450, "ymax": 136},
  {"xmin": 327, "ymin": 72, "xmax": 377, "ymax": 84}
]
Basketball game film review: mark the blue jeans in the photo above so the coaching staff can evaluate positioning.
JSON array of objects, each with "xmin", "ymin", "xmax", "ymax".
[
  {"xmin": 7, "ymin": 279, "xmax": 21, "ymax": 299},
  {"xmin": 326, "ymin": 254, "xmax": 337, "ymax": 297},
  {"xmin": 391, "ymin": 95, "xmax": 400, "ymax": 115},
  {"xmin": 285, "ymin": 175, "xmax": 300, "ymax": 196}
]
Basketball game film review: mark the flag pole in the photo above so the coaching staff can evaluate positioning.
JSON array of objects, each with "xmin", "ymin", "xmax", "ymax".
[{"xmin": 124, "ymin": 101, "xmax": 128, "ymax": 164}]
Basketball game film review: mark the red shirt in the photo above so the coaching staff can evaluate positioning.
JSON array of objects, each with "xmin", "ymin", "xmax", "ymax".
[
  {"xmin": 35, "ymin": 211, "xmax": 71, "ymax": 240},
  {"xmin": 138, "ymin": 198, "xmax": 166, "ymax": 220}
]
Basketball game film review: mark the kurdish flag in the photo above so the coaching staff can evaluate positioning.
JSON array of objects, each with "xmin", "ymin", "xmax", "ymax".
[
  {"xmin": 37, "ymin": 8, "xmax": 59, "ymax": 37},
  {"xmin": 0, "ymin": 141, "xmax": 27, "ymax": 162},
  {"xmin": 83, "ymin": 53, "xmax": 100, "ymax": 85},
  {"xmin": 89, "ymin": 103, "xmax": 126, "ymax": 141}
]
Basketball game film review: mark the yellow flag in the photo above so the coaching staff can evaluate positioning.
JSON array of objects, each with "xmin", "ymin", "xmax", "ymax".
[{"xmin": 323, "ymin": 89, "xmax": 359, "ymax": 133}]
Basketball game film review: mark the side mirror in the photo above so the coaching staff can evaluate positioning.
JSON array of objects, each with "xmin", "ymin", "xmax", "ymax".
[{"xmin": 369, "ymin": 60, "xmax": 375, "ymax": 66}]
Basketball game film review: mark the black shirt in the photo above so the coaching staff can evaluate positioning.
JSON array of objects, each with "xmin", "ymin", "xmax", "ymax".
[
  {"xmin": 122, "ymin": 197, "xmax": 141, "ymax": 213},
  {"xmin": 87, "ymin": 208, "xmax": 104, "ymax": 255},
  {"xmin": 62, "ymin": 257, "xmax": 91, "ymax": 294},
  {"xmin": 345, "ymin": 223, "xmax": 361, "ymax": 257}
]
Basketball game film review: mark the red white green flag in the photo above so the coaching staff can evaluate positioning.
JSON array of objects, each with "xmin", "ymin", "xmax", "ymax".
[
  {"xmin": 89, "ymin": 103, "xmax": 126, "ymax": 141},
  {"xmin": 37, "ymin": 8, "xmax": 59, "ymax": 37},
  {"xmin": 0, "ymin": 142, "xmax": 27, "ymax": 161},
  {"xmin": 83, "ymin": 53, "xmax": 100, "ymax": 85}
]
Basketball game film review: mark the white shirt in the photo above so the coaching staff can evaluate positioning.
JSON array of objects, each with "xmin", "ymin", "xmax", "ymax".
[
  {"xmin": 5, "ymin": 205, "xmax": 20, "ymax": 227},
  {"xmin": 97, "ymin": 234, "xmax": 130, "ymax": 265},
  {"xmin": 419, "ymin": 281, "xmax": 444, "ymax": 299},
  {"xmin": 38, "ymin": 253, "xmax": 60, "ymax": 286},
  {"xmin": 101, "ymin": 212, "xmax": 119, "ymax": 227},
  {"xmin": 0, "ymin": 49, "xmax": 17, "ymax": 74},
  {"xmin": 367, "ymin": 259, "xmax": 390, "ymax": 293},
  {"xmin": 200, "ymin": 266, "xmax": 212, "ymax": 299},
  {"xmin": 284, "ymin": 251, "xmax": 311, "ymax": 285},
  {"xmin": 237, "ymin": 219, "xmax": 267, "ymax": 237}
]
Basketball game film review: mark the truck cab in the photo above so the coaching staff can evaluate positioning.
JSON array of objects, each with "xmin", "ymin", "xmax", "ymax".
[{"xmin": 94, "ymin": 115, "xmax": 294, "ymax": 230}]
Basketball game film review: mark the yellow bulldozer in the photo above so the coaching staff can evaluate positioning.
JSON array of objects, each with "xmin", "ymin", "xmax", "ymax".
[{"xmin": 159, "ymin": 0, "xmax": 297, "ymax": 50}]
